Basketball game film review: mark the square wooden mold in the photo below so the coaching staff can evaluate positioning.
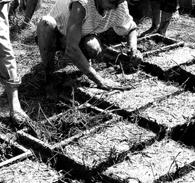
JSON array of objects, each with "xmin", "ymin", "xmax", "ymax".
[
  {"xmin": 0, "ymin": 133, "xmax": 31, "ymax": 168},
  {"xmin": 16, "ymin": 103, "xmax": 114, "ymax": 151},
  {"xmin": 104, "ymin": 33, "xmax": 184, "ymax": 58},
  {"xmin": 102, "ymin": 139, "xmax": 195, "ymax": 183},
  {"xmin": 140, "ymin": 91, "xmax": 195, "ymax": 129},
  {"xmin": 16, "ymin": 104, "xmax": 129, "ymax": 173},
  {"xmin": 53, "ymin": 116, "xmax": 156, "ymax": 170},
  {"xmin": 143, "ymin": 46, "xmax": 195, "ymax": 72},
  {"xmin": 78, "ymin": 72, "xmax": 179, "ymax": 113},
  {"xmin": 0, "ymin": 158, "xmax": 60, "ymax": 183}
]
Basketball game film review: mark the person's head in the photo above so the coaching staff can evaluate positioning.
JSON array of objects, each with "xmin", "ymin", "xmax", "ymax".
[{"xmin": 98, "ymin": 0, "xmax": 125, "ymax": 11}]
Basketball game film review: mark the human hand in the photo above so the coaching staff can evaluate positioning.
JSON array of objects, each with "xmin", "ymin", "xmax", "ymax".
[
  {"xmin": 128, "ymin": 48, "xmax": 143, "ymax": 68},
  {"xmin": 87, "ymin": 67, "xmax": 132, "ymax": 91},
  {"xmin": 96, "ymin": 78, "xmax": 132, "ymax": 91},
  {"xmin": 95, "ymin": 78, "xmax": 119, "ymax": 91}
]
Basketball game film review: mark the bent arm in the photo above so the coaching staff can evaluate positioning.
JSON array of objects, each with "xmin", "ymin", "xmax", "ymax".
[
  {"xmin": 65, "ymin": 2, "xmax": 103, "ymax": 86},
  {"xmin": 112, "ymin": 1, "xmax": 138, "ymax": 51}
]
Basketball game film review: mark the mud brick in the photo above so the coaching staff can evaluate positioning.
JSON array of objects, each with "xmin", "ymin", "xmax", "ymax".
[
  {"xmin": 17, "ymin": 104, "xmax": 114, "ymax": 146},
  {"xmin": 61, "ymin": 118, "xmax": 155, "ymax": 169},
  {"xmin": 0, "ymin": 159, "xmax": 60, "ymax": 183},
  {"xmin": 181, "ymin": 63, "xmax": 195, "ymax": 76},
  {"xmin": 103, "ymin": 139, "xmax": 195, "ymax": 183},
  {"xmin": 140, "ymin": 91, "xmax": 195, "ymax": 129},
  {"xmin": 171, "ymin": 171, "xmax": 195, "ymax": 183},
  {"xmin": 79, "ymin": 72, "xmax": 178, "ymax": 112},
  {"xmin": 144, "ymin": 47, "xmax": 195, "ymax": 71},
  {"xmin": 0, "ymin": 134, "xmax": 32, "ymax": 168}
]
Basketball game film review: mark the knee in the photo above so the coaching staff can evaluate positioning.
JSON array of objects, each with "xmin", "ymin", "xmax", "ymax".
[
  {"xmin": 37, "ymin": 15, "xmax": 57, "ymax": 34},
  {"xmin": 81, "ymin": 35, "xmax": 102, "ymax": 59},
  {"xmin": 37, "ymin": 15, "xmax": 57, "ymax": 45}
]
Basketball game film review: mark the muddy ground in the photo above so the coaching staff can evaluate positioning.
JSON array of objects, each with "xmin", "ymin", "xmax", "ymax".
[{"xmin": 0, "ymin": 0, "xmax": 195, "ymax": 182}]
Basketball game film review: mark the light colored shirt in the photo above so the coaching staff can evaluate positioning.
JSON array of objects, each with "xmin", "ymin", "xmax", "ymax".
[
  {"xmin": 49, "ymin": 0, "xmax": 137, "ymax": 37},
  {"xmin": 0, "ymin": 0, "xmax": 11, "ymax": 3}
]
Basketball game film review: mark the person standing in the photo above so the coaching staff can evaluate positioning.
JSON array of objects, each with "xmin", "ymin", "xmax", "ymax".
[
  {"xmin": 0, "ymin": 0, "xmax": 29, "ymax": 123},
  {"xmin": 9, "ymin": 0, "xmax": 42, "ymax": 28},
  {"xmin": 140, "ymin": 0, "xmax": 178, "ymax": 36}
]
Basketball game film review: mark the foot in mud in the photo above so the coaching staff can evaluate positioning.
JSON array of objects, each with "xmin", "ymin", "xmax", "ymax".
[{"xmin": 10, "ymin": 109, "xmax": 37, "ymax": 136}]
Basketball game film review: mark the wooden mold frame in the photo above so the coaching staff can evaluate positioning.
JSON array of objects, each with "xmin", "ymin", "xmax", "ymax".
[
  {"xmin": 0, "ymin": 133, "xmax": 32, "ymax": 168},
  {"xmin": 15, "ymin": 103, "xmax": 119, "ymax": 176},
  {"xmin": 16, "ymin": 103, "xmax": 116, "ymax": 155},
  {"xmin": 104, "ymin": 33, "xmax": 185, "ymax": 58}
]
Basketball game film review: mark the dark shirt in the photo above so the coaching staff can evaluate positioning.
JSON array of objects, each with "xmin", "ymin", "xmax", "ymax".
[{"xmin": 150, "ymin": 0, "xmax": 177, "ymax": 13}]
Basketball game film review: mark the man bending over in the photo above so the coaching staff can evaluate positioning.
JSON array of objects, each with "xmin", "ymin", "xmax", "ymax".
[{"xmin": 37, "ymin": 0, "xmax": 143, "ymax": 90}]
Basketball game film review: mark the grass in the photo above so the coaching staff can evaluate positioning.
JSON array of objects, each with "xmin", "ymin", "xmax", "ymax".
[
  {"xmin": 0, "ymin": 141, "xmax": 15, "ymax": 162},
  {"xmin": 0, "ymin": 135, "xmax": 26, "ymax": 164},
  {"xmin": 0, "ymin": 158, "xmax": 60, "ymax": 183},
  {"xmin": 34, "ymin": 104, "xmax": 112, "ymax": 145}
]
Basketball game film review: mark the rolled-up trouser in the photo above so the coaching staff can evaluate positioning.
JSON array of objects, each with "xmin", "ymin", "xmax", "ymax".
[
  {"xmin": 150, "ymin": 0, "xmax": 177, "ymax": 13},
  {"xmin": 0, "ymin": 2, "xmax": 20, "ymax": 87}
]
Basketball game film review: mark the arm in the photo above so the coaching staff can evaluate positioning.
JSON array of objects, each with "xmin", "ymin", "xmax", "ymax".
[
  {"xmin": 127, "ymin": 28, "xmax": 138, "ymax": 51},
  {"xmin": 127, "ymin": 28, "xmax": 143, "ymax": 66},
  {"xmin": 112, "ymin": 1, "xmax": 142, "ymax": 61},
  {"xmin": 65, "ymin": 2, "xmax": 105, "ymax": 87}
]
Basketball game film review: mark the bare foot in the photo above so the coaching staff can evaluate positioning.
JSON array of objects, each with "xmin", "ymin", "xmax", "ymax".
[
  {"xmin": 10, "ymin": 109, "xmax": 30, "ymax": 125},
  {"xmin": 10, "ymin": 109, "xmax": 37, "ymax": 136}
]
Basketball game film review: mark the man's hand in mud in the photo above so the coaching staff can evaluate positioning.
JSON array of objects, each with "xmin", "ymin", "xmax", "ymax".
[
  {"xmin": 97, "ymin": 78, "xmax": 119, "ymax": 91},
  {"xmin": 128, "ymin": 48, "xmax": 143, "ymax": 68},
  {"xmin": 96, "ymin": 78, "xmax": 132, "ymax": 91}
]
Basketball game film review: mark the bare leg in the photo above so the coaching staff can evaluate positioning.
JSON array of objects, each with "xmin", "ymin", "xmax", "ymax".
[
  {"xmin": 37, "ymin": 15, "xmax": 58, "ymax": 82},
  {"xmin": 8, "ymin": 0, "xmax": 19, "ymax": 18},
  {"xmin": 0, "ymin": 3, "xmax": 30, "ymax": 123},
  {"xmin": 6, "ymin": 85, "xmax": 29, "ymax": 120},
  {"xmin": 37, "ymin": 15, "xmax": 65, "ymax": 98},
  {"xmin": 158, "ymin": 0, "xmax": 177, "ymax": 36},
  {"xmin": 80, "ymin": 35, "xmax": 103, "ymax": 60},
  {"xmin": 140, "ymin": 0, "xmax": 161, "ymax": 37},
  {"xmin": 157, "ymin": 11, "xmax": 172, "ymax": 36},
  {"xmin": 150, "ymin": 0, "xmax": 161, "ymax": 29},
  {"xmin": 22, "ymin": 0, "xmax": 40, "ymax": 27}
]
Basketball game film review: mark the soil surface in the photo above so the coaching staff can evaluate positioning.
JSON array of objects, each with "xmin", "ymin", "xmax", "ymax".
[
  {"xmin": 0, "ymin": 1, "xmax": 195, "ymax": 182},
  {"xmin": 36, "ymin": 106, "xmax": 111, "ymax": 145},
  {"xmin": 0, "ymin": 141, "xmax": 17, "ymax": 162}
]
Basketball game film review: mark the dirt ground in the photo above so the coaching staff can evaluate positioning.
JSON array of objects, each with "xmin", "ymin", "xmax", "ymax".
[{"xmin": 0, "ymin": 0, "xmax": 195, "ymax": 182}]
